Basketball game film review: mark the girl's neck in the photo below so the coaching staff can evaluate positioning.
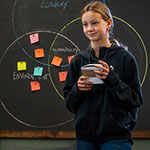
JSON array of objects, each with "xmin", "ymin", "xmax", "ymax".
[{"xmin": 91, "ymin": 41, "xmax": 112, "ymax": 58}]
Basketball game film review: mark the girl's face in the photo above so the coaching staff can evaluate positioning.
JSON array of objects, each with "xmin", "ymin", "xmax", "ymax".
[{"xmin": 81, "ymin": 11, "xmax": 112, "ymax": 43}]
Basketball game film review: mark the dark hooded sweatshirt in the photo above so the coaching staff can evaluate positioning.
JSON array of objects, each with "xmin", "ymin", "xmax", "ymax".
[{"xmin": 63, "ymin": 44, "xmax": 143, "ymax": 144}]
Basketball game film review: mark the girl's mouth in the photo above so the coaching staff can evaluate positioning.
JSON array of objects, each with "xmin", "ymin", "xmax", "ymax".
[{"xmin": 87, "ymin": 33, "xmax": 96, "ymax": 37}]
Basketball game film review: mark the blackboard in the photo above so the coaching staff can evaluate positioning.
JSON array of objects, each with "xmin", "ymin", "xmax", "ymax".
[{"xmin": 0, "ymin": 0, "xmax": 150, "ymax": 138}]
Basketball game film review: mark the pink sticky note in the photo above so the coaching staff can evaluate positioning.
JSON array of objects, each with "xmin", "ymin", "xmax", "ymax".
[
  {"xmin": 30, "ymin": 81, "xmax": 40, "ymax": 91},
  {"xmin": 59, "ymin": 71, "xmax": 68, "ymax": 82},
  {"xmin": 29, "ymin": 33, "xmax": 39, "ymax": 44},
  {"xmin": 68, "ymin": 55, "xmax": 76, "ymax": 64}
]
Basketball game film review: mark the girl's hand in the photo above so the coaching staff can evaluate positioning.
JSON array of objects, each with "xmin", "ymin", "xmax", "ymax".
[
  {"xmin": 77, "ymin": 76, "xmax": 93, "ymax": 91},
  {"xmin": 94, "ymin": 60, "xmax": 110, "ymax": 80}
]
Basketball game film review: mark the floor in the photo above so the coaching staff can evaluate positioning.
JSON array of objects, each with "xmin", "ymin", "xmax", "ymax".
[{"xmin": 0, "ymin": 139, "xmax": 150, "ymax": 150}]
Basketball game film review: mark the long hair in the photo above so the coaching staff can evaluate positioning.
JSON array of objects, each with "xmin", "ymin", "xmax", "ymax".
[{"xmin": 81, "ymin": 1, "xmax": 128, "ymax": 49}]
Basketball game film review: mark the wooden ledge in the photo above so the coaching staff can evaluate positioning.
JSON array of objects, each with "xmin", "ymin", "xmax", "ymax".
[
  {"xmin": 0, "ymin": 131, "xmax": 76, "ymax": 139},
  {"xmin": 0, "ymin": 130, "xmax": 150, "ymax": 139}
]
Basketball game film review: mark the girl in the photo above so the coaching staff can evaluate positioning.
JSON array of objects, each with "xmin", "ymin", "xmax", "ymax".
[{"xmin": 63, "ymin": 1, "xmax": 143, "ymax": 150}]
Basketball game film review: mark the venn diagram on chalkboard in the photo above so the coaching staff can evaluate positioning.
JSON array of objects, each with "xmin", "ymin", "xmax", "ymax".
[{"xmin": 0, "ymin": 0, "xmax": 148, "ymax": 129}]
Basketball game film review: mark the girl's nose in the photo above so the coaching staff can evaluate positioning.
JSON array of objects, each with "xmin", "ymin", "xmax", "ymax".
[{"xmin": 87, "ymin": 24, "xmax": 94, "ymax": 31}]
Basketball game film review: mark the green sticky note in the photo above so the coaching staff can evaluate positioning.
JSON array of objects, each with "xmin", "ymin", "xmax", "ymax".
[{"xmin": 33, "ymin": 67, "xmax": 43, "ymax": 76}]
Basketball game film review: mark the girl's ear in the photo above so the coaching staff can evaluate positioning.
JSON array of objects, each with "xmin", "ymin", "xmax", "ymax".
[{"xmin": 107, "ymin": 18, "xmax": 112, "ymax": 31}]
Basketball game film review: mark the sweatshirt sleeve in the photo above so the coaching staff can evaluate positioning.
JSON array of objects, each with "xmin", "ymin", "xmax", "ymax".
[
  {"xmin": 104, "ymin": 54, "xmax": 143, "ymax": 109},
  {"xmin": 63, "ymin": 57, "xmax": 86, "ymax": 113}
]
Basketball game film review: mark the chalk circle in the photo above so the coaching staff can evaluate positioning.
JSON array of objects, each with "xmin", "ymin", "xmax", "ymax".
[
  {"xmin": 113, "ymin": 16, "xmax": 148, "ymax": 87},
  {"xmin": 48, "ymin": 16, "xmax": 148, "ymax": 101},
  {"xmin": 0, "ymin": 30, "xmax": 78, "ymax": 128}
]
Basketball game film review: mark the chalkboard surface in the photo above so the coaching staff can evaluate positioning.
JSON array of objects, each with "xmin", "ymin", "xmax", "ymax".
[{"xmin": 0, "ymin": 0, "xmax": 150, "ymax": 137}]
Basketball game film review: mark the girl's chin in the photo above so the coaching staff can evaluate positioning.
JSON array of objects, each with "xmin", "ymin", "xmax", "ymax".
[{"xmin": 88, "ymin": 37, "xmax": 98, "ymax": 41}]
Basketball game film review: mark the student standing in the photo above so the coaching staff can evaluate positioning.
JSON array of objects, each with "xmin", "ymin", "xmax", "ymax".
[{"xmin": 63, "ymin": 1, "xmax": 143, "ymax": 150}]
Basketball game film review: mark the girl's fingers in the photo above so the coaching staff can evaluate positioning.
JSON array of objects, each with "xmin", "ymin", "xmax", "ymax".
[
  {"xmin": 98, "ymin": 60, "xmax": 109, "ymax": 68},
  {"xmin": 79, "ymin": 87, "xmax": 92, "ymax": 91},
  {"xmin": 77, "ymin": 76, "xmax": 93, "ymax": 91},
  {"xmin": 94, "ymin": 60, "xmax": 110, "ymax": 79},
  {"xmin": 78, "ymin": 76, "xmax": 93, "ymax": 85}
]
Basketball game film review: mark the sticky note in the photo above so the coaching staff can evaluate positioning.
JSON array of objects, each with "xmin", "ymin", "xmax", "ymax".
[
  {"xmin": 29, "ymin": 33, "xmax": 39, "ymax": 44},
  {"xmin": 17, "ymin": 61, "xmax": 27, "ymax": 71},
  {"xmin": 35, "ymin": 48, "xmax": 44, "ymax": 58},
  {"xmin": 51, "ymin": 56, "xmax": 63, "ymax": 67},
  {"xmin": 68, "ymin": 55, "xmax": 76, "ymax": 64},
  {"xmin": 30, "ymin": 81, "xmax": 40, "ymax": 91},
  {"xmin": 33, "ymin": 67, "xmax": 43, "ymax": 76},
  {"xmin": 59, "ymin": 71, "xmax": 68, "ymax": 82}
]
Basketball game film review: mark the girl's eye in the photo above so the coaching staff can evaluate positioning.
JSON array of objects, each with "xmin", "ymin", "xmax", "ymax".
[
  {"xmin": 92, "ymin": 21, "xmax": 98, "ymax": 25},
  {"xmin": 83, "ymin": 23, "xmax": 88, "ymax": 27}
]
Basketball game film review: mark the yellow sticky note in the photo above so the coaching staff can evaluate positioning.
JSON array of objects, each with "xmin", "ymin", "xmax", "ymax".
[{"xmin": 17, "ymin": 61, "xmax": 27, "ymax": 71}]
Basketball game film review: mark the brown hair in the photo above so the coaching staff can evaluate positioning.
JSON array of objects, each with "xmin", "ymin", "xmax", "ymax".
[
  {"xmin": 81, "ymin": 1, "xmax": 127, "ymax": 49},
  {"xmin": 81, "ymin": 2, "xmax": 114, "ymax": 36}
]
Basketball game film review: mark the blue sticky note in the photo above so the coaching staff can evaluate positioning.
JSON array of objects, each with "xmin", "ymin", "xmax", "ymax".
[{"xmin": 33, "ymin": 67, "xmax": 43, "ymax": 76}]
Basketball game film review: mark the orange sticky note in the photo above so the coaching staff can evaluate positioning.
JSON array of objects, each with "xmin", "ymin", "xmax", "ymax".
[
  {"xmin": 59, "ymin": 71, "xmax": 68, "ymax": 82},
  {"xmin": 51, "ymin": 56, "xmax": 63, "ymax": 67},
  {"xmin": 29, "ymin": 33, "xmax": 39, "ymax": 44},
  {"xmin": 30, "ymin": 81, "xmax": 40, "ymax": 91},
  {"xmin": 68, "ymin": 55, "xmax": 76, "ymax": 64},
  {"xmin": 35, "ymin": 48, "xmax": 44, "ymax": 58},
  {"xmin": 17, "ymin": 61, "xmax": 27, "ymax": 71}
]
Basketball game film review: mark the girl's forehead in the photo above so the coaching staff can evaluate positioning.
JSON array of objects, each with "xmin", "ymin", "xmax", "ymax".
[{"xmin": 82, "ymin": 11, "xmax": 102, "ymax": 20}]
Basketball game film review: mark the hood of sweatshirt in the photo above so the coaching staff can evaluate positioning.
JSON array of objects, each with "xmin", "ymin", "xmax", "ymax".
[{"xmin": 78, "ymin": 44, "xmax": 125, "ymax": 63}]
